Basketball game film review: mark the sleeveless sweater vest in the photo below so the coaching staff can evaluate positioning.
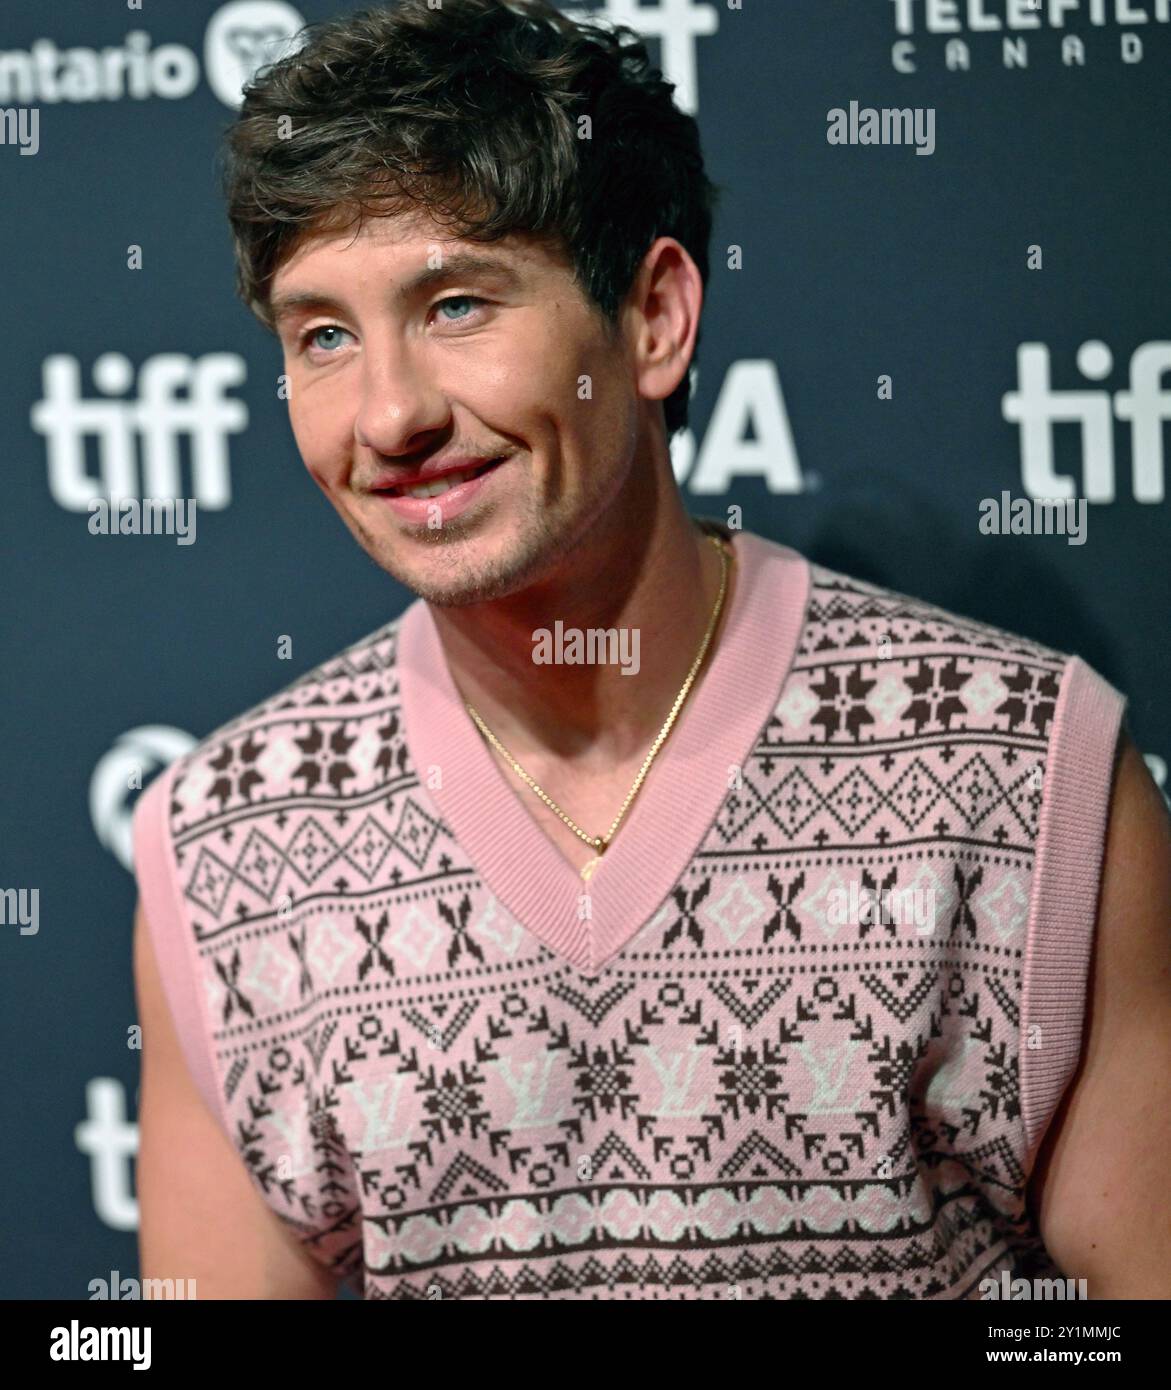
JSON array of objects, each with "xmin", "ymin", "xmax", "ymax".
[{"xmin": 133, "ymin": 523, "xmax": 1126, "ymax": 1299}]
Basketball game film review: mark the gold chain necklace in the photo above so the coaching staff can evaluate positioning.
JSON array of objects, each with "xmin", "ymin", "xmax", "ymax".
[{"xmin": 465, "ymin": 532, "xmax": 732, "ymax": 882}]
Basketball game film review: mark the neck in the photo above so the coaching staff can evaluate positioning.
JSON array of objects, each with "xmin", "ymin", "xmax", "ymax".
[{"xmin": 427, "ymin": 473, "xmax": 734, "ymax": 776}]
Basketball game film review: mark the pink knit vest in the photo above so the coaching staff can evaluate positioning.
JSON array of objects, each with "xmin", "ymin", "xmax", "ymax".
[{"xmin": 133, "ymin": 523, "xmax": 1126, "ymax": 1299}]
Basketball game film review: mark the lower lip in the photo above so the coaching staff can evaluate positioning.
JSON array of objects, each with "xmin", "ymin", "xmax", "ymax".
[{"xmin": 371, "ymin": 457, "xmax": 508, "ymax": 524}]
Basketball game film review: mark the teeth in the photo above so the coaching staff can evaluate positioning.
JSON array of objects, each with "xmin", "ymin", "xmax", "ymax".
[
  {"xmin": 397, "ymin": 460, "xmax": 495, "ymax": 499},
  {"xmin": 403, "ymin": 471, "xmax": 471, "ymax": 499}
]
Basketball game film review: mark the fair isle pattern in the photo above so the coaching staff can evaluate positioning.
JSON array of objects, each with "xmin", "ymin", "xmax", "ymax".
[{"xmin": 141, "ymin": 547, "xmax": 1119, "ymax": 1300}]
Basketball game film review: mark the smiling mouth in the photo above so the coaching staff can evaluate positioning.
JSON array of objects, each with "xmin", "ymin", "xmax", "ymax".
[{"xmin": 379, "ymin": 457, "xmax": 505, "ymax": 499}]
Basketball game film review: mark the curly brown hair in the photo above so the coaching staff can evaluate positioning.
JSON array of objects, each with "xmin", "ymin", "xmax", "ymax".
[{"xmin": 220, "ymin": 0, "xmax": 721, "ymax": 436}]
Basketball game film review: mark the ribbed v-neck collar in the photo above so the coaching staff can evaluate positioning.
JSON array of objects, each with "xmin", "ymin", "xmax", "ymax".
[{"xmin": 398, "ymin": 522, "xmax": 810, "ymax": 976}]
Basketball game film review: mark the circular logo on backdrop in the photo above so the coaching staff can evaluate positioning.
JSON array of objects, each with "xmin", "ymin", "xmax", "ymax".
[
  {"xmin": 204, "ymin": 0, "xmax": 307, "ymax": 109},
  {"xmin": 90, "ymin": 725, "xmax": 197, "ymax": 873}
]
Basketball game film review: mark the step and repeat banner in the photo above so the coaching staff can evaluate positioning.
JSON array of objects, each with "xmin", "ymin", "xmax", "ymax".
[{"xmin": 1, "ymin": 0, "xmax": 1167, "ymax": 1299}]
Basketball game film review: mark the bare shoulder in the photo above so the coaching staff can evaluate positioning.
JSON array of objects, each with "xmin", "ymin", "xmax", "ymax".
[{"xmin": 1026, "ymin": 730, "xmax": 1171, "ymax": 1297}]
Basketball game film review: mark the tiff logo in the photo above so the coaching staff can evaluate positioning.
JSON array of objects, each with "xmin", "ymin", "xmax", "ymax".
[
  {"xmin": 75, "ymin": 1078, "xmax": 138, "ymax": 1230},
  {"xmin": 1002, "ymin": 340, "xmax": 1170, "ymax": 503},
  {"xmin": 560, "ymin": 0, "xmax": 719, "ymax": 113},
  {"xmin": 32, "ymin": 352, "xmax": 248, "ymax": 511},
  {"xmin": 0, "ymin": 105, "xmax": 38, "ymax": 153}
]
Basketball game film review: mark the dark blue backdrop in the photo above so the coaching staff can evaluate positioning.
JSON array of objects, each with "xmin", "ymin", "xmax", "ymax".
[{"xmin": 2, "ymin": 0, "xmax": 1167, "ymax": 1299}]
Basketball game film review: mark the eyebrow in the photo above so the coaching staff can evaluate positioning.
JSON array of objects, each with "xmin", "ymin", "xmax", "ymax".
[{"xmin": 270, "ymin": 252, "xmax": 524, "ymax": 328}]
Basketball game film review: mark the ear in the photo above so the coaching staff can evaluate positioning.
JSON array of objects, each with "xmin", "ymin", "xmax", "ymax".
[{"xmin": 626, "ymin": 237, "xmax": 703, "ymax": 416}]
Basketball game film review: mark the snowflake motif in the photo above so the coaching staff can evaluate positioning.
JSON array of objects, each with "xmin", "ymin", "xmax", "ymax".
[
  {"xmin": 810, "ymin": 665, "xmax": 876, "ymax": 741},
  {"xmin": 715, "ymin": 1043, "xmax": 789, "ymax": 1121},
  {"xmin": 206, "ymin": 731, "xmax": 266, "ymax": 809},
  {"xmin": 418, "ymin": 1062, "xmax": 486, "ymax": 1140},
  {"xmin": 570, "ymin": 1040, "xmax": 638, "ymax": 1121}
]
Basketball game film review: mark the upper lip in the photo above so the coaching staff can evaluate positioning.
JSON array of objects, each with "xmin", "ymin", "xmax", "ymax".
[{"xmin": 367, "ymin": 455, "xmax": 505, "ymax": 492}]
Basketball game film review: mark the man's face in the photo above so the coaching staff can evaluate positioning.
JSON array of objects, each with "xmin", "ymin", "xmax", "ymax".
[{"xmin": 270, "ymin": 208, "xmax": 643, "ymax": 606}]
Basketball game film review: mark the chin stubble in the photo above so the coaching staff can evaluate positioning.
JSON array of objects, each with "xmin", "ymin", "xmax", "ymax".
[{"xmin": 383, "ymin": 518, "xmax": 556, "ymax": 608}]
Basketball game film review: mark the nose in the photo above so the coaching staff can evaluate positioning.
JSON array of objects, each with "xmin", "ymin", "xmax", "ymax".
[{"xmin": 353, "ymin": 332, "xmax": 450, "ymax": 458}]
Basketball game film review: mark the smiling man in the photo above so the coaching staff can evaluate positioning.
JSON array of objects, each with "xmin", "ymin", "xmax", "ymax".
[{"xmin": 130, "ymin": 0, "xmax": 1171, "ymax": 1300}]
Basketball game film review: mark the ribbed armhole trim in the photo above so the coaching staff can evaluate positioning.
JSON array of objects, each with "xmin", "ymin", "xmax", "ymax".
[
  {"xmin": 132, "ymin": 761, "xmax": 230, "ymax": 1139},
  {"xmin": 1020, "ymin": 655, "xmax": 1127, "ymax": 1168}
]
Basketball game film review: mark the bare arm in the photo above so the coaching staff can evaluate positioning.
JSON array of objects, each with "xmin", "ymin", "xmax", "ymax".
[
  {"xmin": 133, "ymin": 899, "xmax": 339, "ymax": 1299},
  {"xmin": 1027, "ymin": 731, "xmax": 1171, "ymax": 1297}
]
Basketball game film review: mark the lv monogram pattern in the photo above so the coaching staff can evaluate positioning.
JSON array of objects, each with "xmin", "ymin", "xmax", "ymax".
[{"xmin": 160, "ymin": 564, "xmax": 1082, "ymax": 1299}]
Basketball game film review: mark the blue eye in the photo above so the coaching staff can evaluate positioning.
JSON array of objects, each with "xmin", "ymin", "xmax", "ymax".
[
  {"xmin": 435, "ymin": 296, "xmax": 484, "ymax": 322},
  {"xmin": 307, "ymin": 325, "xmax": 348, "ymax": 352}
]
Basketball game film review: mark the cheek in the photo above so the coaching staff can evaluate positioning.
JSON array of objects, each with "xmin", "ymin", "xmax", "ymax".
[
  {"xmin": 288, "ymin": 376, "xmax": 352, "ymax": 479},
  {"xmin": 570, "ymin": 335, "xmax": 636, "ymax": 440}
]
